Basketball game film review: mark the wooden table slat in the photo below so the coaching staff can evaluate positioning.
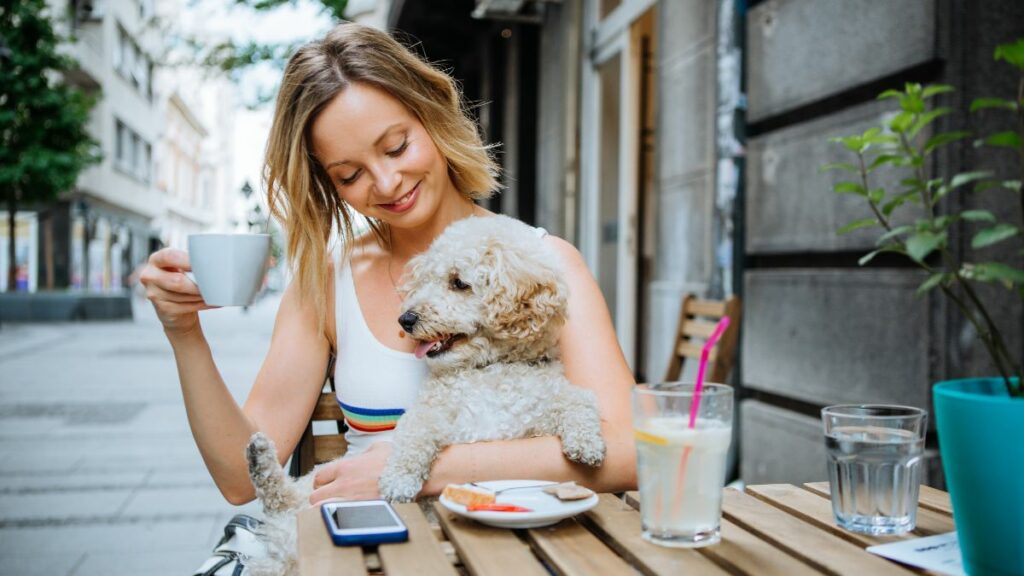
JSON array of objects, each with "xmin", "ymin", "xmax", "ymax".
[
  {"xmin": 748, "ymin": 484, "xmax": 912, "ymax": 548},
  {"xmin": 433, "ymin": 502, "xmax": 548, "ymax": 576},
  {"xmin": 798, "ymin": 483, "xmax": 956, "ymax": 537},
  {"xmin": 623, "ymin": 491, "xmax": 825, "ymax": 576},
  {"xmin": 581, "ymin": 494, "xmax": 731, "ymax": 575},
  {"xmin": 297, "ymin": 506, "xmax": 368, "ymax": 576},
  {"xmin": 804, "ymin": 481, "xmax": 955, "ymax": 517},
  {"xmin": 526, "ymin": 518, "xmax": 637, "ymax": 576},
  {"xmin": 378, "ymin": 503, "xmax": 458, "ymax": 576},
  {"xmin": 722, "ymin": 488, "xmax": 916, "ymax": 576}
]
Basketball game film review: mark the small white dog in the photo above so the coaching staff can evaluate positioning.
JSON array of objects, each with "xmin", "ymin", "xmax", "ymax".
[{"xmin": 244, "ymin": 215, "xmax": 605, "ymax": 575}]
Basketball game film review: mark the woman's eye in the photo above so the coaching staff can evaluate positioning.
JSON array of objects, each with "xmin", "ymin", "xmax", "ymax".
[
  {"xmin": 386, "ymin": 140, "xmax": 408, "ymax": 157},
  {"xmin": 450, "ymin": 277, "xmax": 471, "ymax": 291},
  {"xmin": 337, "ymin": 169, "xmax": 358, "ymax": 184}
]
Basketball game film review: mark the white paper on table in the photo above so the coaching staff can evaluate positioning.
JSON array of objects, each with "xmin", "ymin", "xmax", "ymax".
[{"xmin": 866, "ymin": 531, "xmax": 965, "ymax": 576}]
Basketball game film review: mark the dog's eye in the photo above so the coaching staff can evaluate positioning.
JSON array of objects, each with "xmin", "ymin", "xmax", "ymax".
[{"xmin": 449, "ymin": 277, "xmax": 471, "ymax": 291}]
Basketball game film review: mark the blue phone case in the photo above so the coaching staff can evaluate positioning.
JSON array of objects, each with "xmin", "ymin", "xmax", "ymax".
[{"xmin": 320, "ymin": 501, "xmax": 409, "ymax": 546}]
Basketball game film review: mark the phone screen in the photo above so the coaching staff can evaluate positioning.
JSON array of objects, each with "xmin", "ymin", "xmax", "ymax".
[{"xmin": 332, "ymin": 504, "xmax": 400, "ymax": 530}]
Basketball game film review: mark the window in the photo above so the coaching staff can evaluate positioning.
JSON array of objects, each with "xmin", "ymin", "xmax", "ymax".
[
  {"xmin": 114, "ymin": 118, "xmax": 151, "ymax": 183},
  {"xmin": 115, "ymin": 24, "xmax": 153, "ymax": 100}
]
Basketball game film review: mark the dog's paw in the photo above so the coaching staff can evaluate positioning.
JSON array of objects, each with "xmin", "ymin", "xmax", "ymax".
[
  {"xmin": 247, "ymin": 432, "xmax": 277, "ymax": 477},
  {"xmin": 562, "ymin": 435, "xmax": 606, "ymax": 468},
  {"xmin": 378, "ymin": 469, "xmax": 421, "ymax": 503}
]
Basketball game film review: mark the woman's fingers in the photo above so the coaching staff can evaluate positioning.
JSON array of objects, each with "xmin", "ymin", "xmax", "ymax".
[
  {"xmin": 145, "ymin": 283, "xmax": 205, "ymax": 304},
  {"xmin": 148, "ymin": 247, "xmax": 191, "ymax": 272},
  {"xmin": 313, "ymin": 462, "xmax": 339, "ymax": 490},
  {"xmin": 142, "ymin": 265, "xmax": 202, "ymax": 298}
]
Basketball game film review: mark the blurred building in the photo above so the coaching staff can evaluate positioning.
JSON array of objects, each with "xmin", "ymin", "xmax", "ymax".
[
  {"xmin": 377, "ymin": 0, "xmax": 1023, "ymax": 486},
  {"xmin": 6, "ymin": 0, "xmax": 238, "ymax": 306}
]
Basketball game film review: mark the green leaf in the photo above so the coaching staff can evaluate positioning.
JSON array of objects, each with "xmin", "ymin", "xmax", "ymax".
[
  {"xmin": 869, "ymin": 188, "xmax": 885, "ymax": 204},
  {"xmin": 877, "ymin": 225, "xmax": 913, "ymax": 245},
  {"xmin": 970, "ymin": 97, "xmax": 1018, "ymax": 112},
  {"xmin": 1004, "ymin": 180, "xmax": 1022, "ymax": 193},
  {"xmin": 833, "ymin": 182, "xmax": 867, "ymax": 196},
  {"xmin": 868, "ymin": 154, "xmax": 904, "ymax": 170},
  {"xmin": 858, "ymin": 245, "xmax": 901, "ymax": 266},
  {"xmin": 910, "ymin": 107, "xmax": 952, "ymax": 138},
  {"xmin": 922, "ymin": 84, "xmax": 954, "ymax": 99},
  {"xmin": 994, "ymin": 39, "xmax": 1024, "ymax": 70},
  {"xmin": 960, "ymin": 209, "xmax": 997, "ymax": 223},
  {"xmin": 878, "ymin": 89, "xmax": 903, "ymax": 100},
  {"xmin": 831, "ymin": 135, "xmax": 865, "ymax": 153},
  {"xmin": 951, "ymin": 171, "xmax": 994, "ymax": 189},
  {"xmin": 821, "ymin": 162, "xmax": 858, "ymax": 173},
  {"xmin": 838, "ymin": 218, "xmax": 880, "ymax": 235},
  {"xmin": 906, "ymin": 231, "xmax": 945, "ymax": 262},
  {"xmin": 924, "ymin": 131, "xmax": 970, "ymax": 154},
  {"xmin": 888, "ymin": 112, "xmax": 914, "ymax": 133},
  {"xmin": 916, "ymin": 272, "xmax": 948, "ymax": 296},
  {"xmin": 974, "ymin": 263, "xmax": 1024, "ymax": 288},
  {"xmin": 972, "ymin": 224, "xmax": 1019, "ymax": 249},
  {"xmin": 978, "ymin": 131, "xmax": 1022, "ymax": 148}
]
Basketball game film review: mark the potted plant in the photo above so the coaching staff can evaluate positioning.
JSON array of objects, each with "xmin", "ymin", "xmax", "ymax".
[{"xmin": 824, "ymin": 39, "xmax": 1024, "ymax": 576}]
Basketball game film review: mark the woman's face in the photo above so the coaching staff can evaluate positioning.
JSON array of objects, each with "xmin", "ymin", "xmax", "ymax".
[{"xmin": 310, "ymin": 82, "xmax": 457, "ymax": 230}]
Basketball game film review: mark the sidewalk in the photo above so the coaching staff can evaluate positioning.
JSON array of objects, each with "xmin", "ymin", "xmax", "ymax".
[{"xmin": 0, "ymin": 293, "xmax": 281, "ymax": 575}]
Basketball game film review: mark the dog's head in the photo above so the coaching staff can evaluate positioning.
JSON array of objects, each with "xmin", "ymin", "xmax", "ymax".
[{"xmin": 397, "ymin": 215, "xmax": 569, "ymax": 372}]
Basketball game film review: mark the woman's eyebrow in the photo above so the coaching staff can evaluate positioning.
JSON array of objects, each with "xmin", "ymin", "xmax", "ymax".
[{"xmin": 324, "ymin": 123, "xmax": 404, "ymax": 170}]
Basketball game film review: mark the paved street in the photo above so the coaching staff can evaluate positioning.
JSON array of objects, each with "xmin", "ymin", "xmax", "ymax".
[{"xmin": 0, "ymin": 293, "xmax": 280, "ymax": 575}]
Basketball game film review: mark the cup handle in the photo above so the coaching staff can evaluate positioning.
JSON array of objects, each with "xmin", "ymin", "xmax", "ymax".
[{"xmin": 183, "ymin": 271, "xmax": 198, "ymax": 288}]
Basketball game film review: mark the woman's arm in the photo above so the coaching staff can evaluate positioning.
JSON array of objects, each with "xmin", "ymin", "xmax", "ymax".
[
  {"xmin": 309, "ymin": 236, "xmax": 636, "ymax": 502},
  {"xmin": 162, "ymin": 271, "xmax": 330, "ymax": 504}
]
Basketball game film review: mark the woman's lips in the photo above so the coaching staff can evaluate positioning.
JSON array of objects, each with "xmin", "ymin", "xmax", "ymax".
[{"xmin": 378, "ymin": 182, "xmax": 420, "ymax": 213}]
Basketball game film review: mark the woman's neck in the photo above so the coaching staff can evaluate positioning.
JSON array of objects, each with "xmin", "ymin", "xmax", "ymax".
[{"xmin": 389, "ymin": 190, "xmax": 481, "ymax": 260}]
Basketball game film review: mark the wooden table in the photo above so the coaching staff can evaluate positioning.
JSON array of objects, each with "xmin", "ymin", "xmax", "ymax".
[{"xmin": 296, "ymin": 482, "xmax": 956, "ymax": 575}]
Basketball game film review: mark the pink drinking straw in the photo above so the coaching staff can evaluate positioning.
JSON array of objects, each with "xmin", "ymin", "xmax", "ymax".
[
  {"xmin": 671, "ymin": 316, "xmax": 731, "ymax": 520},
  {"xmin": 688, "ymin": 316, "xmax": 731, "ymax": 429}
]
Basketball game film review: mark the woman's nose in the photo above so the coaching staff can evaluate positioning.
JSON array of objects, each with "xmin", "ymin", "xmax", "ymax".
[{"xmin": 371, "ymin": 165, "xmax": 402, "ymax": 196}]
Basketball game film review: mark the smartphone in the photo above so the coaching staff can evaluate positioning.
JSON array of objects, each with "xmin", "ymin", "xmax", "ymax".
[{"xmin": 320, "ymin": 500, "xmax": 409, "ymax": 546}]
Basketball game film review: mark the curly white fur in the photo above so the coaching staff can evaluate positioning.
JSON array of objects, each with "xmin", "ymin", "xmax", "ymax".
[{"xmin": 244, "ymin": 215, "xmax": 605, "ymax": 574}]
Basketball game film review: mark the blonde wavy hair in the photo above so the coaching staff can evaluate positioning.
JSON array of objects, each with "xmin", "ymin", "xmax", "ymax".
[{"xmin": 264, "ymin": 23, "xmax": 500, "ymax": 344}]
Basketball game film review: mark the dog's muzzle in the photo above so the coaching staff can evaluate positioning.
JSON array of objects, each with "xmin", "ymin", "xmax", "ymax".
[{"xmin": 398, "ymin": 310, "xmax": 419, "ymax": 333}]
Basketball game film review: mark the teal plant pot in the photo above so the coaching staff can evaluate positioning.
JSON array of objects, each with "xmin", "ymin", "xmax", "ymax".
[{"xmin": 933, "ymin": 378, "xmax": 1024, "ymax": 576}]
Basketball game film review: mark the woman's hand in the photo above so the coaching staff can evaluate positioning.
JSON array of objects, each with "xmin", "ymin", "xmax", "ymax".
[
  {"xmin": 139, "ymin": 248, "xmax": 218, "ymax": 337},
  {"xmin": 310, "ymin": 442, "xmax": 392, "ymax": 504}
]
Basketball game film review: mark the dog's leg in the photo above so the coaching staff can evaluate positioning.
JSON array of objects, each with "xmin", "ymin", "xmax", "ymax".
[
  {"xmin": 544, "ymin": 385, "xmax": 607, "ymax": 467},
  {"xmin": 378, "ymin": 407, "xmax": 452, "ymax": 502},
  {"xmin": 247, "ymin": 432, "xmax": 307, "ymax": 514}
]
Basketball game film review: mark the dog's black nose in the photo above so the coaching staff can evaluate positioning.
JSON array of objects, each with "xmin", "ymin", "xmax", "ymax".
[{"xmin": 398, "ymin": 311, "xmax": 419, "ymax": 333}]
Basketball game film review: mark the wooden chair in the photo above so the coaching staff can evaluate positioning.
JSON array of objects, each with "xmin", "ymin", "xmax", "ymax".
[
  {"xmin": 663, "ymin": 294, "xmax": 742, "ymax": 384},
  {"xmin": 289, "ymin": 354, "xmax": 348, "ymax": 477}
]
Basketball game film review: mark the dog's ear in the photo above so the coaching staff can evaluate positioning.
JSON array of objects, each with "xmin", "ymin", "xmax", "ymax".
[{"xmin": 481, "ymin": 237, "xmax": 568, "ymax": 342}]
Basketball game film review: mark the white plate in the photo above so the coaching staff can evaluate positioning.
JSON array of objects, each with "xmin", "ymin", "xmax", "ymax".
[{"xmin": 438, "ymin": 480, "xmax": 599, "ymax": 529}]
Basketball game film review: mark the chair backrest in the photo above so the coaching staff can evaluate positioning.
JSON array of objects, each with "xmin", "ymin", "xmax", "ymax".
[
  {"xmin": 663, "ymin": 294, "xmax": 742, "ymax": 385},
  {"xmin": 291, "ymin": 356, "xmax": 348, "ymax": 477}
]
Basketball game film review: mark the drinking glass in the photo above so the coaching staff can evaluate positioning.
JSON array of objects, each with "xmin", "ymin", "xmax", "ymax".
[
  {"xmin": 822, "ymin": 404, "xmax": 927, "ymax": 535},
  {"xmin": 632, "ymin": 383, "xmax": 733, "ymax": 548}
]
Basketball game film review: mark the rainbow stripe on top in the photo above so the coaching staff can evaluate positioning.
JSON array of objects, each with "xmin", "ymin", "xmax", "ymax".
[{"xmin": 338, "ymin": 401, "xmax": 405, "ymax": 433}]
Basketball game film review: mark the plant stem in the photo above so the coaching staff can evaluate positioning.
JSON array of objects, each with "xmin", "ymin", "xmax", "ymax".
[{"xmin": 858, "ymin": 153, "xmax": 893, "ymax": 231}]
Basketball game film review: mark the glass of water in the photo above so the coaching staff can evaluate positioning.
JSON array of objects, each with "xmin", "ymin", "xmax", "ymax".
[
  {"xmin": 821, "ymin": 404, "xmax": 927, "ymax": 535},
  {"xmin": 633, "ymin": 383, "xmax": 733, "ymax": 548}
]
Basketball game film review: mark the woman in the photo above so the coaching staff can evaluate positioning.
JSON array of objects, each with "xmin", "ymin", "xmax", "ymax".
[{"xmin": 141, "ymin": 22, "xmax": 636, "ymax": 506}]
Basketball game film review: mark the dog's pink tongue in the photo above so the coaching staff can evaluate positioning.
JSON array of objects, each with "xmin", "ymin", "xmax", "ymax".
[{"xmin": 414, "ymin": 341, "xmax": 435, "ymax": 360}]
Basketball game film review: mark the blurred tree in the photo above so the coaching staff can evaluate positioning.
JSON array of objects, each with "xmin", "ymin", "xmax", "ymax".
[
  {"xmin": 187, "ymin": 0, "xmax": 347, "ymax": 80},
  {"xmin": 0, "ymin": 0, "xmax": 100, "ymax": 291}
]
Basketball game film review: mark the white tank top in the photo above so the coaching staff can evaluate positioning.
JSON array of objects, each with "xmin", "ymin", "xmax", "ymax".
[
  {"xmin": 333, "ymin": 226, "xmax": 548, "ymax": 457},
  {"xmin": 334, "ymin": 256, "xmax": 427, "ymax": 457}
]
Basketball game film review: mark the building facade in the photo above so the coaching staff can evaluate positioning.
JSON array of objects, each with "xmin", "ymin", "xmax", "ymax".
[
  {"xmin": 6, "ymin": 0, "xmax": 239, "ymax": 299},
  {"xmin": 382, "ymin": 0, "xmax": 1024, "ymax": 486}
]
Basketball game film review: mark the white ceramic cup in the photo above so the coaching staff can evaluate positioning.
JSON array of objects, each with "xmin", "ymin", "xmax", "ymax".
[{"xmin": 187, "ymin": 233, "xmax": 271, "ymax": 307}]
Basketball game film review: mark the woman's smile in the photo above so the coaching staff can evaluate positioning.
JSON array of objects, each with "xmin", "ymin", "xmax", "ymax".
[{"xmin": 377, "ymin": 180, "xmax": 421, "ymax": 213}]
